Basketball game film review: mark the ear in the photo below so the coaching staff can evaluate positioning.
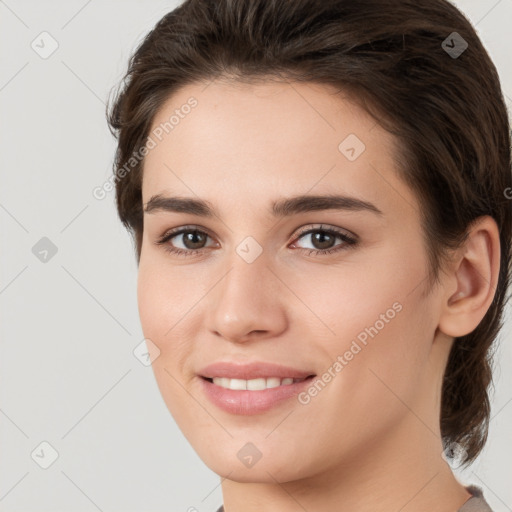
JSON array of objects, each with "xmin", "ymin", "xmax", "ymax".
[{"xmin": 438, "ymin": 216, "xmax": 501, "ymax": 338}]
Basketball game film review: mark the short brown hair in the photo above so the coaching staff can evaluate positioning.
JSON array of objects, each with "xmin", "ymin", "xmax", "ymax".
[{"xmin": 107, "ymin": 0, "xmax": 512, "ymax": 465}]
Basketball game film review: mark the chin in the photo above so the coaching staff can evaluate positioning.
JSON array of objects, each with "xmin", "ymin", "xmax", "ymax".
[{"xmin": 194, "ymin": 437, "xmax": 309, "ymax": 483}]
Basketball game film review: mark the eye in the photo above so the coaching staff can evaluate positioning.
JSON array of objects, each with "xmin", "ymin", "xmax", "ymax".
[
  {"xmin": 154, "ymin": 223, "xmax": 358, "ymax": 258},
  {"xmin": 290, "ymin": 224, "xmax": 358, "ymax": 256},
  {"xmin": 155, "ymin": 225, "xmax": 216, "ymax": 257}
]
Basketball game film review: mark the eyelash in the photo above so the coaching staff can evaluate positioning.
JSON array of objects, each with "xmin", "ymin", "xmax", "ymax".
[{"xmin": 154, "ymin": 224, "xmax": 358, "ymax": 258}]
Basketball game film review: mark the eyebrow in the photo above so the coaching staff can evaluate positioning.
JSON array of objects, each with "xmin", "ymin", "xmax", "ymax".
[{"xmin": 143, "ymin": 193, "xmax": 383, "ymax": 217}]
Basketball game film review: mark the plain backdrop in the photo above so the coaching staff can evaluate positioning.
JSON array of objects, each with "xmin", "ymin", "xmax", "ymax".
[{"xmin": 0, "ymin": 1, "xmax": 511, "ymax": 511}]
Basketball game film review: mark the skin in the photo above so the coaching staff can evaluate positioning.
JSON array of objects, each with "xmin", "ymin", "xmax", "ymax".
[{"xmin": 137, "ymin": 79, "xmax": 500, "ymax": 512}]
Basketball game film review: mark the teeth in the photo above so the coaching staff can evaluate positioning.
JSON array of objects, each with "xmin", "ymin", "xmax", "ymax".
[{"xmin": 211, "ymin": 376, "xmax": 303, "ymax": 390}]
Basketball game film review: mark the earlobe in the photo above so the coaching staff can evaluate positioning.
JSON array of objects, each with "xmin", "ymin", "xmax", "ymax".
[{"xmin": 438, "ymin": 216, "xmax": 500, "ymax": 338}]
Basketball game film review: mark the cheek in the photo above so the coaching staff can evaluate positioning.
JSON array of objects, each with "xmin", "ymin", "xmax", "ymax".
[
  {"xmin": 304, "ymin": 253, "xmax": 435, "ymax": 434},
  {"xmin": 272, "ymin": 282, "xmax": 433, "ymax": 474},
  {"xmin": 136, "ymin": 257, "xmax": 212, "ymax": 409},
  {"xmin": 136, "ymin": 259, "xmax": 201, "ymax": 346},
  {"xmin": 136, "ymin": 260, "xmax": 203, "ymax": 424},
  {"xmin": 137, "ymin": 263, "xmax": 166, "ymax": 342}
]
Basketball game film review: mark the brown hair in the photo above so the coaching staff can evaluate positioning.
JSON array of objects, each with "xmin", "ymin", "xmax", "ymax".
[{"xmin": 107, "ymin": 0, "xmax": 512, "ymax": 465}]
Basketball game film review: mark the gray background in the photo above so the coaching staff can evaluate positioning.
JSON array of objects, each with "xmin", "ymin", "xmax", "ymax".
[{"xmin": 0, "ymin": 1, "xmax": 510, "ymax": 511}]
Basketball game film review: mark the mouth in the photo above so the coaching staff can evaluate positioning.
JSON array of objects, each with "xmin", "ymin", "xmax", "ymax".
[
  {"xmin": 198, "ymin": 373, "xmax": 317, "ymax": 415},
  {"xmin": 197, "ymin": 360, "xmax": 317, "ymax": 414},
  {"xmin": 200, "ymin": 375, "xmax": 315, "ymax": 390}
]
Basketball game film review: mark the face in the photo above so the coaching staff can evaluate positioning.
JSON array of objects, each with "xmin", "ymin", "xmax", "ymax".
[{"xmin": 137, "ymin": 79, "xmax": 447, "ymax": 483}]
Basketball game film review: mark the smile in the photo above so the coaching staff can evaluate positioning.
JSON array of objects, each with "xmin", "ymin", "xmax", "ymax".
[{"xmin": 206, "ymin": 376, "xmax": 309, "ymax": 390}]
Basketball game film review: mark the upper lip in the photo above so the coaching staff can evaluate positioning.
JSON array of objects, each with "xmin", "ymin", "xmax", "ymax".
[{"xmin": 198, "ymin": 361, "xmax": 316, "ymax": 380}]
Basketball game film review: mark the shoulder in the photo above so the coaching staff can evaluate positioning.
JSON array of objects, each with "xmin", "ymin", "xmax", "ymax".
[
  {"xmin": 215, "ymin": 485, "xmax": 493, "ymax": 512},
  {"xmin": 458, "ymin": 485, "xmax": 494, "ymax": 512}
]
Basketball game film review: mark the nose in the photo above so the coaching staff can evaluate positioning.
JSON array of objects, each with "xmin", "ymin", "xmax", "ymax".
[{"xmin": 207, "ymin": 252, "xmax": 288, "ymax": 344}]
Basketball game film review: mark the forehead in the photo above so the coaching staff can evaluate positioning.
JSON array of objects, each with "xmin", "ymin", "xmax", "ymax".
[
  {"xmin": 146, "ymin": 79, "xmax": 383, "ymax": 158},
  {"xmin": 141, "ymin": 79, "xmax": 416, "ymax": 220}
]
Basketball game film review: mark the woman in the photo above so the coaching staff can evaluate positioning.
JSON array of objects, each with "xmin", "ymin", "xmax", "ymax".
[{"xmin": 106, "ymin": 0, "xmax": 511, "ymax": 510}]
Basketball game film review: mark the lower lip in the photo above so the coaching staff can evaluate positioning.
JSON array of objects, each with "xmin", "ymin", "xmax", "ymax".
[{"xmin": 198, "ymin": 376, "xmax": 315, "ymax": 415}]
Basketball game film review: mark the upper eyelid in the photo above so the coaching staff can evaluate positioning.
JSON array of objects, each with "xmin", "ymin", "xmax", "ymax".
[{"xmin": 293, "ymin": 224, "xmax": 356, "ymax": 238}]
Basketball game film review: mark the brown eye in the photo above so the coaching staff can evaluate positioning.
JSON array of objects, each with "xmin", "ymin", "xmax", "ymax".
[
  {"xmin": 178, "ymin": 230, "xmax": 208, "ymax": 250},
  {"xmin": 155, "ymin": 224, "xmax": 357, "ymax": 258},
  {"xmin": 155, "ymin": 226, "xmax": 216, "ymax": 257},
  {"xmin": 304, "ymin": 231, "xmax": 337, "ymax": 250},
  {"xmin": 291, "ymin": 225, "xmax": 358, "ymax": 255}
]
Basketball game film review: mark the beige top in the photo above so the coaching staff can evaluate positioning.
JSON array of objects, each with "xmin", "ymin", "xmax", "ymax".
[
  {"xmin": 215, "ymin": 485, "xmax": 493, "ymax": 512},
  {"xmin": 459, "ymin": 485, "xmax": 493, "ymax": 511}
]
